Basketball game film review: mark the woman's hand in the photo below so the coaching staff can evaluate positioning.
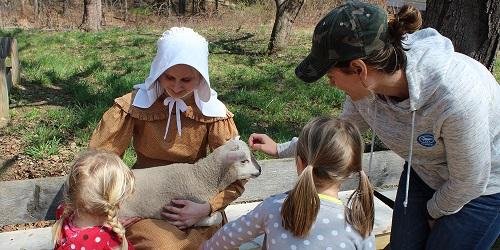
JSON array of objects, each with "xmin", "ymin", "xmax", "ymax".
[
  {"xmin": 248, "ymin": 133, "xmax": 278, "ymax": 157},
  {"xmin": 161, "ymin": 199, "xmax": 211, "ymax": 230}
]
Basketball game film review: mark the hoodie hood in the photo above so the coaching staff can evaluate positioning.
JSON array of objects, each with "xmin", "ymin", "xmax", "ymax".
[{"xmin": 403, "ymin": 28, "xmax": 455, "ymax": 111}]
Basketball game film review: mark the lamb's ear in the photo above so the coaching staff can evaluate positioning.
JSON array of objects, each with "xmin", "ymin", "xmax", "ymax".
[
  {"xmin": 225, "ymin": 138, "xmax": 240, "ymax": 151},
  {"xmin": 222, "ymin": 150, "xmax": 246, "ymax": 164}
]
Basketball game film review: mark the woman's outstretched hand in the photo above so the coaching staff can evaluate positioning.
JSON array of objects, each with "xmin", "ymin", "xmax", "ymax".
[
  {"xmin": 248, "ymin": 133, "xmax": 278, "ymax": 157},
  {"xmin": 161, "ymin": 199, "xmax": 211, "ymax": 230}
]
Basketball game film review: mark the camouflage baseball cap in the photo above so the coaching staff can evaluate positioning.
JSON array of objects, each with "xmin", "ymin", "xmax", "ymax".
[{"xmin": 295, "ymin": 1, "xmax": 389, "ymax": 83}]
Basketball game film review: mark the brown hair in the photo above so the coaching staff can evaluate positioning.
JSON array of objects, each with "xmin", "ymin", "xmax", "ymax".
[
  {"xmin": 338, "ymin": 5, "xmax": 422, "ymax": 74},
  {"xmin": 52, "ymin": 150, "xmax": 135, "ymax": 250},
  {"xmin": 281, "ymin": 117, "xmax": 374, "ymax": 238}
]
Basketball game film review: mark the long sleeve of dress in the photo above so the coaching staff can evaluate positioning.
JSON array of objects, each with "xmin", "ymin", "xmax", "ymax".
[
  {"xmin": 88, "ymin": 103, "xmax": 134, "ymax": 157},
  {"xmin": 207, "ymin": 115, "xmax": 247, "ymax": 214}
]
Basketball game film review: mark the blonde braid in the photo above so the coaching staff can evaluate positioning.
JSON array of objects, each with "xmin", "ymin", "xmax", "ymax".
[
  {"xmin": 52, "ymin": 186, "xmax": 76, "ymax": 246},
  {"xmin": 52, "ymin": 206, "xmax": 73, "ymax": 245},
  {"xmin": 105, "ymin": 204, "xmax": 128, "ymax": 250}
]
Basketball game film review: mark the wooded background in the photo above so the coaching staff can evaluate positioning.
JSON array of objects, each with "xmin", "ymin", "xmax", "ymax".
[{"xmin": 0, "ymin": 0, "xmax": 497, "ymax": 69}]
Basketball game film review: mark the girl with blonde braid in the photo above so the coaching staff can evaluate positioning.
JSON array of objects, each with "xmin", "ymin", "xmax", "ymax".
[
  {"xmin": 52, "ymin": 150, "xmax": 135, "ymax": 250},
  {"xmin": 203, "ymin": 117, "xmax": 375, "ymax": 249}
]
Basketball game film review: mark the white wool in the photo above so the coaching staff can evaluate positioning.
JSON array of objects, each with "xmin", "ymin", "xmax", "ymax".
[{"xmin": 119, "ymin": 138, "xmax": 261, "ymax": 226}]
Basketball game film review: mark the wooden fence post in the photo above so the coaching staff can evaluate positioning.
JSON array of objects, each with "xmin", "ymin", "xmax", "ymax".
[
  {"xmin": 10, "ymin": 38, "xmax": 20, "ymax": 86},
  {"xmin": 0, "ymin": 37, "xmax": 19, "ymax": 128},
  {"xmin": 0, "ymin": 56, "xmax": 9, "ymax": 128}
]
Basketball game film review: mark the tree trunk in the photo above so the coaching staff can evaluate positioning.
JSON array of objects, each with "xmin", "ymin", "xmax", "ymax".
[
  {"xmin": 34, "ymin": 0, "xmax": 40, "ymax": 19},
  {"xmin": 179, "ymin": 0, "xmax": 186, "ymax": 15},
  {"xmin": 101, "ymin": 0, "xmax": 107, "ymax": 25},
  {"xmin": 124, "ymin": 0, "xmax": 129, "ymax": 21},
  {"xmin": 268, "ymin": 0, "xmax": 305, "ymax": 54},
  {"xmin": 424, "ymin": 0, "xmax": 499, "ymax": 71},
  {"xmin": 62, "ymin": 0, "xmax": 70, "ymax": 16},
  {"xmin": 199, "ymin": 0, "xmax": 206, "ymax": 12},
  {"xmin": 81, "ymin": 0, "xmax": 102, "ymax": 31},
  {"xmin": 167, "ymin": 0, "xmax": 172, "ymax": 16},
  {"xmin": 20, "ymin": 0, "xmax": 27, "ymax": 16},
  {"xmin": 133, "ymin": 0, "xmax": 142, "ymax": 7}
]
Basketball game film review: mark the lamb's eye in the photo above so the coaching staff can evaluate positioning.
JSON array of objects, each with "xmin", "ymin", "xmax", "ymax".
[{"xmin": 240, "ymin": 160, "xmax": 249, "ymax": 164}]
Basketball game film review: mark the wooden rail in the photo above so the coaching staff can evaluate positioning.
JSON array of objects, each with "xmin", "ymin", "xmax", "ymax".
[{"xmin": 0, "ymin": 151, "xmax": 404, "ymax": 227}]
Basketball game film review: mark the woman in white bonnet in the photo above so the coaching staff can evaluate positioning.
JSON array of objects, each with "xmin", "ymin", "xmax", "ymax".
[{"xmin": 89, "ymin": 27, "xmax": 244, "ymax": 249}]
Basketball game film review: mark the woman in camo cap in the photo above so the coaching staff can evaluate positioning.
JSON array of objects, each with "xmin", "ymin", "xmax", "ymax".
[{"xmin": 249, "ymin": 1, "xmax": 500, "ymax": 249}]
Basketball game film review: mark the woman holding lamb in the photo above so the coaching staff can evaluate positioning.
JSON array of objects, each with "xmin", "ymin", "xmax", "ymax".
[{"xmin": 89, "ymin": 27, "xmax": 244, "ymax": 249}]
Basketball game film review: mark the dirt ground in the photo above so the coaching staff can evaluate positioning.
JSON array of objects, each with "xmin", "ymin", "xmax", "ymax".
[
  {"xmin": 0, "ymin": 83, "xmax": 77, "ymax": 232},
  {"xmin": 0, "ymin": 82, "xmax": 77, "ymax": 182}
]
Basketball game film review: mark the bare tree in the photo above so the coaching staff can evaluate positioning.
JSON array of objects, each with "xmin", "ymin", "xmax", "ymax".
[
  {"xmin": 268, "ymin": 0, "xmax": 305, "ymax": 54},
  {"xmin": 199, "ymin": 0, "xmax": 206, "ymax": 12},
  {"xmin": 424, "ymin": 0, "xmax": 499, "ymax": 71},
  {"xmin": 133, "ymin": 0, "xmax": 143, "ymax": 7},
  {"xmin": 192, "ymin": 0, "xmax": 197, "ymax": 14},
  {"xmin": 34, "ymin": 0, "xmax": 41, "ymax": 19},
  {"xmin": 179, "ymin": 0, "xmax": 186, "ymax": 15},
  {"xmin": 123, "ymin": 0, "xmax": 128, "ymax": 21},
  {"xmin": 81, "ymin": 0, "xmax": 103, "ymax": 31},
  {"xmin": 62, "ymin": 0, "xmax": 71, "ymax": 16},
  {"xmin": 20, "ymin": 0, "xmax": 27, "ymax": 16}
]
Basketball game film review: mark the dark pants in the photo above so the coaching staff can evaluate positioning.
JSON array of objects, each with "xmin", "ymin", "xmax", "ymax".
[{"xmin": 390, "ymin": 164, "xmax": 500, "ymax": 250}]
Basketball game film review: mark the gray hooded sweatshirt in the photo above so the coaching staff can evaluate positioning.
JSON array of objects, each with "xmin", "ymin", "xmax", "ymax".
[{"xmin": 279, "ymin": 28, "xmax": 500, "ymax": 219}]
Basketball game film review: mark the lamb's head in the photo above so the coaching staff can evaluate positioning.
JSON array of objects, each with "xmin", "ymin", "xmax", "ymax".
[{"xmin": 216, "ymin": 136, "xmax": 261, "ymax": 182}]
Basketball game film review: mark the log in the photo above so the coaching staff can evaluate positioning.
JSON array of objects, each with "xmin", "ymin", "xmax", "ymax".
[{"xmin": 0, "ymin": 151, "xmax": 404, "ymax": 226}]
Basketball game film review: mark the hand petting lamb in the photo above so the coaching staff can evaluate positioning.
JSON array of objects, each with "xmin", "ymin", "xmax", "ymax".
[{"xmin": 119, "ymin": 137, "xmax": 261, "ymax": 227}]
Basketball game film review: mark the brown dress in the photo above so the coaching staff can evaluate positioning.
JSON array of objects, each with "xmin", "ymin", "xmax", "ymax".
[{"xmin": 89, "ymin": 91, "xmax": 244, "ymax": 249}]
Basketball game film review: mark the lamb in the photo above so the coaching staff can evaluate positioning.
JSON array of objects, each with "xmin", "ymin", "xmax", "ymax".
[{"xmin": 119, "ymin": 137, "xmax": 262, "ymax": 226}]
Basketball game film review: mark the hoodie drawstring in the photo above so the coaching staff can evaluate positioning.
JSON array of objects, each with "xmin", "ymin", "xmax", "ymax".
[
  {"xmin": 368, "ymin": 104, "xmax": 378, "ymax": 177},
  {"xmin": 403, "ymin": 110, "xmax": 416, "ymax": 214},
  {"xmin": 163, "ymin": 97, "xmax": 187, "ymax": 139}
]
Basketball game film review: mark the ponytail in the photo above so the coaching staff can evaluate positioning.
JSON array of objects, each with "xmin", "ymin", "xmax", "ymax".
[
  {"xmin": 281, "ymin": 165, "xmax": 320, "ymax": 237},
  {"xmin": 388, "ymin": 5, "xmax": 422, "ymax": 43},
  {"xmin": 345, "ymin": 170, "xmax": 374, "ymax": 238},
  {"xmin": 105, "ymin": 205, "xmax": 128, "ymax": 250}
]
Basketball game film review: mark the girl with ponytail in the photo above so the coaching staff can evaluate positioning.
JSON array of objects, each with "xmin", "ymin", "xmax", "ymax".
[
  {"xmin": 52, "ymin": 150, "xmax": 135, "ymax": 250},
  {"xmin": 202, "ymin": 117, "xmax": 375, "ymax": 249}
]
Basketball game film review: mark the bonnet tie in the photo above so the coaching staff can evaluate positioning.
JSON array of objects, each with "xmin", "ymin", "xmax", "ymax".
[{"xmin": 163, "ymin": 97, "xmax": 188, "ymax": 139}]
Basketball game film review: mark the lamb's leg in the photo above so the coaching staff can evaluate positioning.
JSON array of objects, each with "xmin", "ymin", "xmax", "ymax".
[{"xmin": 194, "ymin": 212, "xmax": 222, "ymax": 227}]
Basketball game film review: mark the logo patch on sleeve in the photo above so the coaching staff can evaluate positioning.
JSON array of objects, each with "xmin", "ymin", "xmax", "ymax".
[{"xmin": 417, "ymin": 133, "xmax": 436, "ymax": 147}]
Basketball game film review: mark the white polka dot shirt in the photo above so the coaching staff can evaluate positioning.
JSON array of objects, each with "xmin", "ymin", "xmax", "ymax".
[{"xmin": 202, "ymin": 193, "xmax": 375, "ymax": 250}]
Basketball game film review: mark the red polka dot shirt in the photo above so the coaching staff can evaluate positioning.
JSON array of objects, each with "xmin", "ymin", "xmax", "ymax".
[{"xmin": 54, "ymin": 204, "xmax": 135, "ymax": 250}]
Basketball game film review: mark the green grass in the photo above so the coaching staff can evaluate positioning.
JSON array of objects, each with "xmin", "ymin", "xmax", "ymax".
[
  {"xmin": 0, "ymin": 28, "xmax": 498, "ymax": 164},
  {"xmin": 0, "ymin": 27, "xmax": 339, "ymax": 163}
]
